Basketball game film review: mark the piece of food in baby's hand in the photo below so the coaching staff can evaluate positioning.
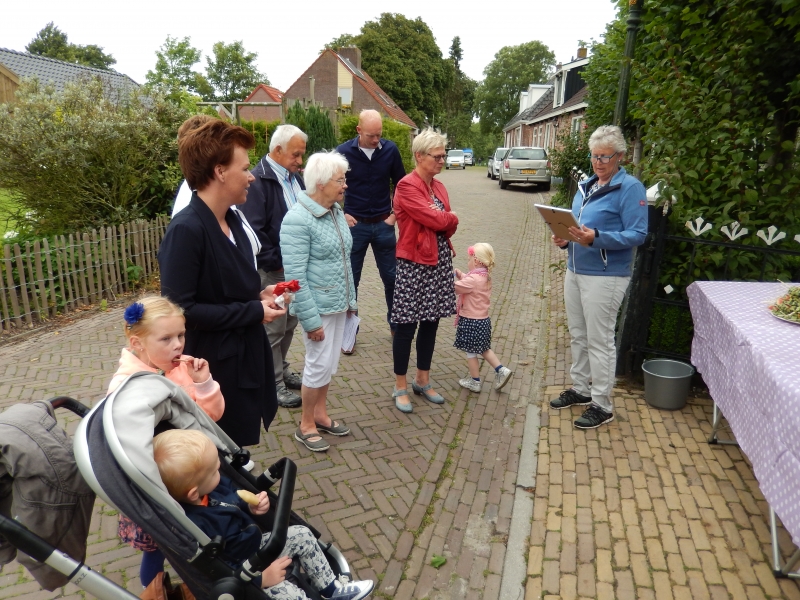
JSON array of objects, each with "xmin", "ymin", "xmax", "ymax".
[{"xmin": 237, "ymin": 489, "xmax": 260, "ymax": 505}]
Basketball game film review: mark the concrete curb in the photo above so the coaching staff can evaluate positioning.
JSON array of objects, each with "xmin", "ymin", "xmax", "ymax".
[{"xmin": 499, "ymin": 403, "xmax": 540, "ymax": 600}]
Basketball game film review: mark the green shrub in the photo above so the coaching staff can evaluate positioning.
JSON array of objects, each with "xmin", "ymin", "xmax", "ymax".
[
  {"xmin": 337, "ymin": 115, "xmax": 413, "ymax": 174},
  {"xmin": 647, "ymin": 304, "xmax": 693, "ymax": 356},
  {"xmin": 240, "ymin": 119, "xmax": 280, "ymax": 161},
  {"xmin": 548, "ymin": 126, "xmax": 590, "ymax": 183},
  {"xmin": 0, "ymin": 78, "xmax": 190, "ymax": 235}
]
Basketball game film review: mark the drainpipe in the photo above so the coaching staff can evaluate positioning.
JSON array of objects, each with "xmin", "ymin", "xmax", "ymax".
[{"xmin": 613, "ymin": 0, "xmax": 645, "ymax": 129}]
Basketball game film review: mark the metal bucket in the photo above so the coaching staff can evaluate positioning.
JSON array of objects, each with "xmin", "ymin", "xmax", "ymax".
[{"xmin": 641, "ymin": 359, "xmax": 695, "ymax": 410}]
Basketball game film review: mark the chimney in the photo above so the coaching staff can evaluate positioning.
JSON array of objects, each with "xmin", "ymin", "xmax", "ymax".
[
  {"xmin": 338, "ymin": 46, "xmax": 362, "ymax": 70},
  {"xmin": 577, "ymin": 47, "xmax": 588, "ymax": 59}
]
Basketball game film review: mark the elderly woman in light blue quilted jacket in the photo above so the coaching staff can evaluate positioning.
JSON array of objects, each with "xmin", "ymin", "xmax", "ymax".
[{"xmin": 280, "ymin": 151, "xmax": 357, "ymax": 452}]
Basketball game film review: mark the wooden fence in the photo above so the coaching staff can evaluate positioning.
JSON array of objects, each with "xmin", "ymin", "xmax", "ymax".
[{"xmin": 0, "ymin": 216, "xmax": 169, "ymax": 333}]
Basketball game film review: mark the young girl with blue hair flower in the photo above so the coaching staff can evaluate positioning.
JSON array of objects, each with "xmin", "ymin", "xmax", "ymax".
[{"xmin": 108, "ymin": 294, "xmax": 225, "ymax": 587}]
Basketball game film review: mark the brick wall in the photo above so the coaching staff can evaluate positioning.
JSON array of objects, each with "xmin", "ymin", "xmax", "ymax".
[
  {"xmin": 238, "ymin": 87, "xmax": 282, "ymax": 122},
  {"xmin": 284, "ymin": 51, "xmax": 340, "ymax": 109}
]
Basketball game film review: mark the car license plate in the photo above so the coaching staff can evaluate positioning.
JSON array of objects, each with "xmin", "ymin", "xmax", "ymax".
[{"xmin": 521, "ymin": 169, "xmax": 536, "ymax": 174}]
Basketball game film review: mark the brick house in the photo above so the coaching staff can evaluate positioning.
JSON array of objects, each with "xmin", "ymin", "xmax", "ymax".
[
  {"xmin": 284, "ymin": 46, "xmax": 417, "ymax": 131},
  {"xmin": 236, "ymin": 84, "xmax": 284, "ymax": 122},
  {"xmin": 0, "ymin": 47, "xmax": 138, "ymax": 104},
  {"xmin": 502, "ymin": 52, "xmax": 589, "ymax": 151}
]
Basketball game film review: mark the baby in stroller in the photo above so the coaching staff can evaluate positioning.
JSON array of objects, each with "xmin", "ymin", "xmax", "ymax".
[{"xmin": 153, "ymin": 429, "xmax": 373, "ymax": 600}]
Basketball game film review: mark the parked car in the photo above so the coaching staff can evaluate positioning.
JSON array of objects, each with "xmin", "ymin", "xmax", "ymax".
[
  {"xmin": 462, "ymin": 148, "xmax": 474, "ymax": 166},
  {"xmin": 487, "ymin": 147, "xmax": 509, "ymax": 180},
  {"xmin": 498, "ymin": 146, "xmax": 551, "ymax": 190},
  {"xmin": 445, "ymin": 149, "xmax": 465, "ymax": 170}
]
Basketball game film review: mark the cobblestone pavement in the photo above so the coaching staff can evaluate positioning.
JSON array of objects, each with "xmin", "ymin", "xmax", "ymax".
[
  {"xmin": 0, "ymin": 168, "xmax": 798, "ymax": 600},
  {"xmin": 528, "ymin": 232, "xmax": 800, "ymax": 599}
]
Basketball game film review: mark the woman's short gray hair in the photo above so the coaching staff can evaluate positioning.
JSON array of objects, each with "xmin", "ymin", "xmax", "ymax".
[
  {"xmin": 304, "ymin": 151, "xmax": 349, "ymax": 192},
  {"xmin": 269, "ymin": 124, "xmax": 308, "ymax": 152},
  {"xmin": 412, "ymin": 129, "xmax": 448, "ymax": 161},
  {"xmin": 588, "ymin": 125, "xmax": 627, "ymax": 154}
]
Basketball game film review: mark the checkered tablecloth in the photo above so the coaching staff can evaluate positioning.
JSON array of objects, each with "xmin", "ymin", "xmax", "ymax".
[{"xmin": 688, "ymin": 280, "xmax": 800, "ymax": 546}]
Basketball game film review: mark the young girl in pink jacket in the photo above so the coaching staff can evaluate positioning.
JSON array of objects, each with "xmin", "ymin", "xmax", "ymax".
[
  {"xmin": 454, "ymin": 243, "xmax": 513, "ymax": 393},
  {"xmin": 108, "ymin": 295, "xmax": 224, "ymax": 588}
]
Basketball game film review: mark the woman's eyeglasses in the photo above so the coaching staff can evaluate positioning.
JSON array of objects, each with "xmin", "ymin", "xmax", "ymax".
[
  {"xmin": 426, "ymin": 153, "xmax": 447, "ymax": 162},
  {"xmin": 588, "ymin": 153, "xmax": 618, "ymax": 164},
  {"xmin": 333, "ymin": 178, "xmax": 347, "ymax": 186}
]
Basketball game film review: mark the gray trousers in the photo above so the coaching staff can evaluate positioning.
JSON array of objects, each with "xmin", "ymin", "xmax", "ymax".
[
  {"xmin": 564, "ymin": 270, "xmax": 630, "ymax": 413},
  {"xmin": 260, "ymin": 269, "xmax": 299, "ymax": 387}
]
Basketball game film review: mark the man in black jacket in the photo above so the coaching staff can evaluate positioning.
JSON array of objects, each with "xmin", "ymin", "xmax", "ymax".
[{"xmin": 240, "ymin": 124, "xmax": 307, "ymax": 408}]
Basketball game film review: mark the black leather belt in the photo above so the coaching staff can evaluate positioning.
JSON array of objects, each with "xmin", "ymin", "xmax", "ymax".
[{"xmin": 357, "ymin": 213, "xmax": 391, "ymax": 224}]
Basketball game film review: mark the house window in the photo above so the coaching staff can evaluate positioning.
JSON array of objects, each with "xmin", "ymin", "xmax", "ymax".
[
  {"xmin": 571, "ymin": 116, "xmax": 583, "ymax": 136},
  {"xmin": 338, "ymin": 87, "xmax": 352, "ymax": 106}
]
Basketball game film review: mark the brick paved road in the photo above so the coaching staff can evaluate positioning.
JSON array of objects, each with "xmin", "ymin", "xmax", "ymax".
[
  {"xmin": 2, "ymin": 168, "xmax": 799, "ymax": 600},
  {"xmin": 0, "ymin": 168, "xmax": 551, "ymax": 600}
]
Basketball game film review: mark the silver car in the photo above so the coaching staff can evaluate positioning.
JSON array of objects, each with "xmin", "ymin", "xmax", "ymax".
[
  {"xmin": 498, "ymin": 146, "xmax": 551, "ymax": 190},
  {"xmin": 445, "ymin": 149, "xmax": 465, "ymax": 170},
  {"xmin": 487, "ymin": 147, "xmax": 508, "ymax": 180}
]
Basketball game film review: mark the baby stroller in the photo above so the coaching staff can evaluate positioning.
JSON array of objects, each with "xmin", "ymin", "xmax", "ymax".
[{"xmin": 0, "ymin": 372, "xmax": 352, "ymax": 600}]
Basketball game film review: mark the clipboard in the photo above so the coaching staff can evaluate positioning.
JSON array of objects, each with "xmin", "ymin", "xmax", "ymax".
[{"xmin": 534, "ymin": 204, "xmax": 580, "ymax": 240}]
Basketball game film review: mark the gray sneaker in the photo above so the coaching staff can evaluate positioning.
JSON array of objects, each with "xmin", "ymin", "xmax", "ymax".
[
  {"xmin": 494, "ymin": 367, "xmax": 513, "ymax": 391},
  {"xmin": 550, "ymin": 389, "xmax": 592, "ymax": 410},
  {"xmin": 276, "ymin": 385, "xmax": 302, "ymax": 408},
  {"xmin": 459, "ymin": 377, "xmax": 481, "ymax": 392},
  {"xmin": 283, "ymin": 370, "xmax": 302, "ymax": 390}
]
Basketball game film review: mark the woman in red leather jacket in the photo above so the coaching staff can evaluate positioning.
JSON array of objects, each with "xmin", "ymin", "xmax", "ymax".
[{"xmin": 390, "ymin": 129, "xmax": 459, "ymax": 413}]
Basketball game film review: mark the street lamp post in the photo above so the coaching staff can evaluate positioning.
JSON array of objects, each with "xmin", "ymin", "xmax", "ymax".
[{"xmin": 613, "ymin": 0, "xmax": 645, "ymax": 129}]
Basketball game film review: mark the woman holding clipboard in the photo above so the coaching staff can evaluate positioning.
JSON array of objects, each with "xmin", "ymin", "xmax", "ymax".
[{"xmin": 549, "ymin": 125, "xmax": 648, "ymax": 429}]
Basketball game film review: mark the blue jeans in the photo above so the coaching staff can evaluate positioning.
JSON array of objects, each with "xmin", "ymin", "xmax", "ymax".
[{"xmin": 349, "ymin": 220, "xmax": 397, "ymax": 329}]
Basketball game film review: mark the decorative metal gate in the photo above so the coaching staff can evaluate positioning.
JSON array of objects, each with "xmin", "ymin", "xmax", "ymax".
[{"xmin": 621, "ymin": 207, "xmax": 800, "ymax": 372}]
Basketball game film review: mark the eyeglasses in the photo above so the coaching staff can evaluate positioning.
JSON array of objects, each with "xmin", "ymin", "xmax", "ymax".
[
  {"xmin": 426, "ymin": 153, "xmax": 447, "ymax": 162},
  {"xmin": 588, "ymin": 153, "xmax": 618, "ymax": 164},
  {"xmin": 333, "ymin": 178, "xmax": 347, "ymax": 186}
]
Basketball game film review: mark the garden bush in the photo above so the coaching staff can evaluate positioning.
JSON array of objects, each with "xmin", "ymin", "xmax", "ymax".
[
  {"xmin": 0, "ymin": 78, "xmax": 191, "ymax": 235},
  {"xmin": 338, "ymin": 115, "xmax": 414, "ymax": 173}
]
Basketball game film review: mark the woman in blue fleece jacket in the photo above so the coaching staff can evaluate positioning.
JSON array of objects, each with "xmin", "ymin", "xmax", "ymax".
[{"xmin": 549, "ymin": 125, "xmax": 648, "ymax": 429}]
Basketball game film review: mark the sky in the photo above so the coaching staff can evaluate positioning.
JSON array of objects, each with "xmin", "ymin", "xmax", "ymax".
[{"xmin": 1, "ymin": 0, "xmax": 619, "ymax": 92}]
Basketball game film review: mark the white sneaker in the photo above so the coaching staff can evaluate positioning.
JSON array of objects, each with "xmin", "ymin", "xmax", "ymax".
[
  {"xmin": 327, "ymin": 579, "xmax": 374, "ymax": 600},
  {"xmin": 494, "ymin": 367, "xmax": 513, "ymax": 391},
  {"xmin": 459, "ymin": 377, "xmax": 481, "ymax": 392}
]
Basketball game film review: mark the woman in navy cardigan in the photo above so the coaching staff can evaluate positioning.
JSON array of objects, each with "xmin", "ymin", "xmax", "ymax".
[{"xmin": 159, "ymin": 120, "xmax": 287, "ymax": 447}]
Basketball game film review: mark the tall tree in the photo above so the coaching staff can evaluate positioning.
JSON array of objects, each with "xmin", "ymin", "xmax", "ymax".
[
  {"xmin": 71, "ymin": 44, "xmax": 116, "ymax": 70},
  {"xmin": 440, "ymin": 36, "xmax": 476, "ymax": 148},
  {"xmin": 205, "ymin": 41, "xmax": 267, "ymax": 102},
  {"xmin": 473, "ymin": 41, "xmax": 555, "ymax": 133},
  {"xmin": 323, "ymin": 34, "xmax": 356, "ymax": 52},
  {"xmin": 349, "ymin": 13, "xmax": 449, "ymax": 126},
  {"xmin": 146, "ymin": 36, "xmax": 213, "ymax": 100},
  {"xmin": 26, "ymin": 22, "xmax": 116, "ymax": 70},
  {"xmin": 26, "ymin": 23, "xmax": 71, "ymax": 61},
  {"xmin": 449, "ymin": 36, "xmax": 463, "ymax": 73}
]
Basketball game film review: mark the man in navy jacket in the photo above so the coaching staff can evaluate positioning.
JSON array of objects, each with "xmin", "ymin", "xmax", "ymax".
[
  {"xmin": 240, "ymin": 125, "xmax": 307, "ymax": 408},
  {"xmin": 336, "ymin": 110, "xmax": 406, "ymax": 351}
]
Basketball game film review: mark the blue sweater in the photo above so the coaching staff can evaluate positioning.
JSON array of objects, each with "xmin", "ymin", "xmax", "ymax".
[
  {"xmin": 566, "ymin": 167, "xmax": 648, "ymax": 276},
  {"xmin": 336, "ymin": 137, "xmax": 406, "ymax": 219}
]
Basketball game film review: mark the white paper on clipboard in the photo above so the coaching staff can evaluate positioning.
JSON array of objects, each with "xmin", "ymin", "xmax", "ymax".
[
  {"xmin": 534, "ymin": 204, "xmax": 580, "ymax": 240},
  {"xmin": 341, "ymin": 314, "xmax": 361, "ymax": 353}
]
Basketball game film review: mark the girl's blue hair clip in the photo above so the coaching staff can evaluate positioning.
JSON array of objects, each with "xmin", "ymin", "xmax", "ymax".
[{"xmin": 124, "ymin": 302, "xmax": 145, "ymax": 327}]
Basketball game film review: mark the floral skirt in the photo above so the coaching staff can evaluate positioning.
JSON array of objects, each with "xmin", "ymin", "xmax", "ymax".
[
  {"xmin": 391, "ymin": 234, "xmax": 456, "ymax": 323},
  {"xmin": 118, "ymin": 514, "xmax": 158, "ymax": 551}
]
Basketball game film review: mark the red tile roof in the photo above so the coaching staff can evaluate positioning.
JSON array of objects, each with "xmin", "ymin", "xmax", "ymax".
[
  {"xmin": 338, "ymin": 54, "xmax": 417, "ymax": 129},
  {"xmin": 244, "ymin": 84, "xmax": 284, "ymax": 103},
  {"xmin": 285, "ymin": 50, "xmax": 417, "ymax": 129}
]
